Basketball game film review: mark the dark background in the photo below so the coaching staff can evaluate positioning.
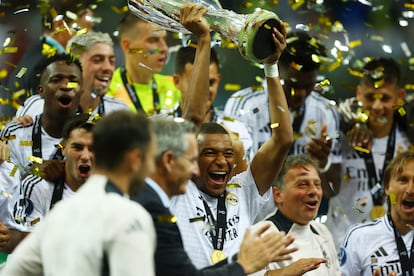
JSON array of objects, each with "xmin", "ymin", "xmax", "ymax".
[{"xmin": 1, "ymin": 0, "xmax": 413, "ymax": 116}]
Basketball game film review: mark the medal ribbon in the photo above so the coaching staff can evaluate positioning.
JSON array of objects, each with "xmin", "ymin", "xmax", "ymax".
[
  {"xmin": 32, "ymin": 115, "xmax": 64, "ymax": 160},
  {"xmin": 77, "ymin": 96, "xmax": 105, "ymax": 116},
  {"xmin": 120, "ymin": 67, "xmax": 160, "ymax": 114},
  {"xmin": 387, "ymin": 214, "xmax": 414, "ymax": 275},
  {"xmin": 201, "ymin": 192, "xmax": 227, "ymax": 251},
  {"xmin": 359, "ymin": 122, "xmax": 396, "ymax": 205}
]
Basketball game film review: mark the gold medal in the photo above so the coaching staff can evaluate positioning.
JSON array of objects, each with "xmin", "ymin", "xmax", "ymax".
[
  {"xmin": 370, "ymin": 205, "xmax": 386, "ymax": 219},
  {"xmin": 210, "ymin": 249, "xmax": 226, "ymax": 264}
]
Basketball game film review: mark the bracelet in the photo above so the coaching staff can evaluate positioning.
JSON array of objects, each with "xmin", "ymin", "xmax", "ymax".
[
  {"xmin": 264, "ymin": 63, "xmax": 279, "ymax": 78},
  {"xmin": 319, "ymin": 157, "xmax": 332, "ymax": 173}
]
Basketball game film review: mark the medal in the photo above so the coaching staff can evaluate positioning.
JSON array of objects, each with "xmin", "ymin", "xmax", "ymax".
[
  {"xmin": 370, "ymin": 205, "xmax": 386, "ymax": 219},
  {"xmin": 210, "ymin": 249, "xmax": 226, "ymax": 264}
]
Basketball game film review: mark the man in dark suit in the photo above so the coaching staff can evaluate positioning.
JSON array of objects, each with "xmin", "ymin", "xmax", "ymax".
[{"xmin": 133, "ymin": 116, "xmax": 295, "ymax": 276}]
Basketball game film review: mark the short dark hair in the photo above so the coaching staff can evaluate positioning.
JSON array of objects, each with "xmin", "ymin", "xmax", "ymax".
[
  {"xmin": 279, "ymin": 31, "xmax": 327, "ymax": 72},
  {"xmin": 361, "ymin": 57, "xmax": 401, "ymax": 87},
  {"xmin": 198, "ymin": 122, "xmax": 229, "ymax": 136},
  {"xmin": 274, "ymin": 154, "xmax": 320, "ymax": 188},
  {"xmin": 175, "ymin": 46, "xmax": 219, "ymax": 75},
  {"xmin": 37, "ymin": 53, "xmax": 82, "ymax": 83},
  {"xmin": 61, "ymin": 113, "xmax": 95, "ymax": 141},
  {"xmin": 92, "ymin": 110, "xmax": 152, "ymax": 170},
  {"xmin": 117, "ymin": 12, "xmax": 145, "ymax": 39}
]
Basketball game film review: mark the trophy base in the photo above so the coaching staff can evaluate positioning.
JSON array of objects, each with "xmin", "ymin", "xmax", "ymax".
[{"xmin": 238, "ymin": 9, "xmax": 282, "ymax": 63}]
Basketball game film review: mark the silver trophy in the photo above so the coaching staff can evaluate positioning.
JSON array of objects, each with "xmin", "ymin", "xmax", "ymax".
[{"xmin": 127, "ymin": 0, "xmax": 282, "ymax": 63}]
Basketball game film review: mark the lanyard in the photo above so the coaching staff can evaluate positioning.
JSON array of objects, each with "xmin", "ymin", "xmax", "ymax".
[
  {"xmin": 32, "ymin": 115, "xmax": 63, "ymax": 160},
  {"xmin": 388, "ymin": 214, "xmax": 414, "ymax": 275},
  {"xmin": 359, "ymin": 123, "xmax": 396, "ymax": 205},
  {"xmin": 77, "ymin": 97, "xmax": 105, "ymax": 116},
  {"xmin": 288, "ymin": 103, "xmax": 306, "ymax": 155},
  {"xmin": 120, "ymin": 67, "xmax": 160, "ymax": 114},
  {"xmin": 201, "ymin": 193, "xmax": 227, "ymax": 251}
]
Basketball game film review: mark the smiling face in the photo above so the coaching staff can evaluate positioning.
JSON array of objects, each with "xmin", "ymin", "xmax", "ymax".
[
  {"xmin": 39, "ymin": 61, "xmax": 82, "ymax": 117},
  {"xmin": 195, "ymin": 133, "xmax": 234, "ymax": 197},
  {"xmin": 79, "ymin": 42, "xmax": 115, "ymax": 96},
  {"xmin": 63, "ymin": 128, "xmax": 94, "ymax": 189},
  {"xmin": 357, "ymin": 82, "xmax": 404, "ymax": 137},
  {"xmin": 386, "ymin": 159, "xmax": 414, "ymax": 234},
  {"xmin": 274, "ymin": 164, "xmax": 322, "ymax": 225}
]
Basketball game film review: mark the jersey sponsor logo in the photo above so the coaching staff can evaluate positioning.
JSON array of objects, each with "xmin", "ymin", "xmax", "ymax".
[
  {"xmin": 12, "ymin": 197, "xmax": 34, "ymax": 224},
  {"xmin": 370, "ymin": 259, "xmax": 401, "ymax": 275}
]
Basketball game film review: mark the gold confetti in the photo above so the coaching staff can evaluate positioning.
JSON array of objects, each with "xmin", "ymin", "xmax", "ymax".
[
  {"xmin": 28, "ymin": 155, "xmax": 43, "ymax": 164},
  {"xmin": 349, "ymin": 40, "xmax": 362, "ymax": 48},
  {"xmin": 224, "ymin": 83, "xmax": 241, "ymax": 91},
  {"xmin": 30, "ymin": 217, "xmax": 41, "ymax": 225},
  {"xmin": 129, "ymin": 48, "xmax": 144, "ymax": 54},
  {"xmin": 242, "ymin": 1, "xmax": 254, "ymax": 8},
  {"xmin": 222, "ymin": 116, "xmax": 235, "ymax": 122},
  {"xmin": 343, "ymin": 173, "xmax": 350, "ymax": 182},
  {"xmin": 20, "ymin": 140, "xmax": 33, "ymax": 146},
  {"xmin": 67, "ymin": 82, "xmax": 78, "ymax": 88},
  {"xmin": 373, "ymin": 93, "xmax": 383, "ymax": 100},
  {"xmin": 226, "ymin": 183, "xmax": 242, "ymax": 188},
  {"xmin": 398, "ymin": 107, "xmax": 406, "ymax": 116},
  {"xmin": 1, "ymin": 191, "xmax": 12, "ymax": 198},
  {"xmin": 353, "ymin": 145, "xmax": 370, "ymax": 154},
  {"xmin": 389, "ymin": 192, "xmax": 396, "ymax": 204},
  {"xmin": 0, "ymin": 69, "xmax": 8, "ymax": 79},
  {"xmin": 1, "ymin": 135, "xmax": 16, "ymax": 141},
  {"xmin": 293, "ymin": 132, "xmax": 303, "ymax": 141},
  {"xmin": 42, "ymin": 43, "xmax": 57, "ymax": 58},
  {"xmin": 270, "ymin": 123, "xmax": 280, "ymax": 129},
  {"xmin": 16, "ymin": 67, "xmax": 27, "ymax": 79},
  {"xmin": 10, "ymin": 165, "xmax": 17, "ymax": 177},
  {"xmin": 348, "ymin": 68, "xmax": 364, "ymax": 78},
  {"xmin": 157, "ymin": 215, "xmax": 177, "ymax": 223},
  {"xmin": 111, "ymin": 6, "xmax": 129, "ymax": 14}
]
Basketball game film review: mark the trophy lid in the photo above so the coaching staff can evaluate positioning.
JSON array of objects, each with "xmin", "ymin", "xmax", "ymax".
[{"xmin": 238, "ymin": 9, "xmax": 282, "ymax": 63}]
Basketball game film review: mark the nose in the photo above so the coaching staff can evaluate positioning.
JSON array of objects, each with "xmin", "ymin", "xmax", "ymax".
[
  {"xmin": 81, "ymin": 148, "xmax": 93, "ymax": 162},
  {"xmin": 102, "ymin": 58, "xmax": 114, "ymax": 73},
  {"xmin": 371, "ymin": 99, "xmax": 383, "ymax": 110},
  {"xmin": 159, "ymin": 38, "xmax": 168, "ymax": 53}
]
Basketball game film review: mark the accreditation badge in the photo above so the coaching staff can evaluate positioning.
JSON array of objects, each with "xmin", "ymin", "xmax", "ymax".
[{"xmin": 210, "ymin": 249, "xmax": 226, "ymax": 264}]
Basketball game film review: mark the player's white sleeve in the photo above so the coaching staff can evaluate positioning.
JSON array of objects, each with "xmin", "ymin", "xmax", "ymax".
[{"xmin": 107, "ymin": 215, "xmax": 156, "ymax": 276}]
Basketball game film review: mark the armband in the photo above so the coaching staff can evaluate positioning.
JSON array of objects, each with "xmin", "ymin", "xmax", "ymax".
[{"xmin": 264, "ymin": 63, "xmax": 279, "ymax": 78}]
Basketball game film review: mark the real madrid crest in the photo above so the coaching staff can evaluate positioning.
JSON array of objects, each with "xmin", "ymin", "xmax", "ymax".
[{"xmin": 226, "ymin": 192, "xmax": 239, "ymax": 206}]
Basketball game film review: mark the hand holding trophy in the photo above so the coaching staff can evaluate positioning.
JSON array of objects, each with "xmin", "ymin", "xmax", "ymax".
[{"xmin": 127, "ymin": 0, "xmax": 283, "ymax": 63}]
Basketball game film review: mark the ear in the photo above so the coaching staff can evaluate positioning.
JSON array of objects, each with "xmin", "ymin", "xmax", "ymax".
[
  {"xmin": 38, "ymin": 85, "xmax": 45, "ymax": 98},
  {"xmin": 127, "ymin": 148, "xmax": 142, "ymax": 174},
  {"xmin": 120, "ymin": 38, "xmax": 130, "ymax": 53},
  {"xmin": 272, "ymin": 186, "xmax": 283, "ymax": 204},
  {"xmin": 173, "ymin": 74, "xmax": 180, "ymax": 88},
  {"xmin": 356, "ymin": 85, "xmax": 362, "ymax": 101},
  {"xmin": 398, "ymin": 88, "xmax": 406, "ymax": 100},
  {"xmin": 160, "ymin": 150, "xmax": 175, "ymax": 173}
]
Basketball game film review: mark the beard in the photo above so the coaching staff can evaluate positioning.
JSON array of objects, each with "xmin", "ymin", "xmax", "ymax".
[{"xmin": 128, "ymin": 176, "xmax": 146, "ymax": 196}]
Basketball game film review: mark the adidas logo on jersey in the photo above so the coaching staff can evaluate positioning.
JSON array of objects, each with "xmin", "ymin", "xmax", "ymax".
[{"xmin": 370, "ymin": 248, "xmax": 400, "ymax": 276}]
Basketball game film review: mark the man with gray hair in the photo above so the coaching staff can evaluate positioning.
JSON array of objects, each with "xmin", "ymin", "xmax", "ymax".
[
  {"xmin": 15, "ymin": 31, "xmax": 128, "ymax": 118},
  {"xmin": 251, "ymin": 154, "xmax": 341, "ymax": 276},
  {"xmin": 133, "ymin": 117, "xmax": 294, "ymax": 276}
]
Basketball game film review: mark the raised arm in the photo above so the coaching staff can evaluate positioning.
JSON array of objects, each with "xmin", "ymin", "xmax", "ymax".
[
  {"xmin": 250, "ymin": 23, "xmax": 293, "ymax": 195},
  {"xmin": 180, "ymin": 3, "xmax": 211, "ymax": 130}
]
